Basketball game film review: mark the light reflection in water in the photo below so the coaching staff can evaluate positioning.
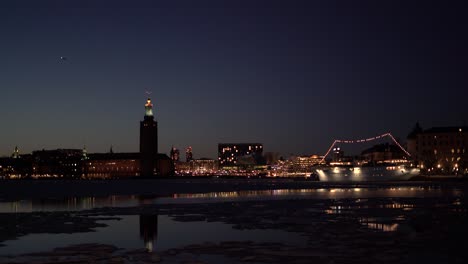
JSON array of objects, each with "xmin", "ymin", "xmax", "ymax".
[
  {"xmin": 324, "ymin": 202, "xmax": 416, "ymax": 215},
  {"xmin": 0, "ymin": 195, "xmax": 142, "ymax": 213},
  {"xmin": 383, "ymin": 203, "xmax": 414, "ymax": 209},
  {"xmin": 0, "ymin": 212, "xmax": 306, "ymax": 255},
  {"xmin": 0, "ymin": 186, "xmax": 461, "ymax": 213},
  {"xmin": 171, "ymin": 186, "xmax": 451, "ymax": 200},
  {"xmin": 139, "ymin": 214, "xmax": 158, "ymax": 252},
  {"xmin": 359, "ymin": 218, "xmax": 400, "ymax": 232}
]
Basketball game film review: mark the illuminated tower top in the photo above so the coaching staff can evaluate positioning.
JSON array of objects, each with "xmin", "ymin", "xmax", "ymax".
[
  {"xmin": 145, "ymin": 98, "xmax": 154, "ymax": 118},
  {"xmin": 82, "ymin": 146, "xmax": 89, "ymax": 160}
]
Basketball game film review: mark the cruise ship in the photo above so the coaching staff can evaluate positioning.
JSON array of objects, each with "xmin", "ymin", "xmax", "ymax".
[{"xmin": 314, "ymin": 160, "xmax": 420, "ymax": 181}]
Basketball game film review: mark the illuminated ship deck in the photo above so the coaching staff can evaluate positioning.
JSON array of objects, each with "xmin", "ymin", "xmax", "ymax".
[{"xmin": 315, "ymin": 162, "xmax": 420, "ymax": 182}]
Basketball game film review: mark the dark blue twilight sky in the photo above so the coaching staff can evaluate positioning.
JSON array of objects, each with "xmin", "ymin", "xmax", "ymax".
[{"xmin": 0, "ymin": 0, "xmax": 467, "ymax": 158}]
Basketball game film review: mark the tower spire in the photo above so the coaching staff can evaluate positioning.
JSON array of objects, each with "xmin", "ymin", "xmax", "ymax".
[
  {"xmin": 12, "ymin": 146, "xmax": 20, "ymax": 159},
  {"xmin": 145, "ymin": 98, "xmax": 154, "ymax": 118},
  {"xmin": 82, "ymin": 145, "xmax": 89, "ymax": 160}
]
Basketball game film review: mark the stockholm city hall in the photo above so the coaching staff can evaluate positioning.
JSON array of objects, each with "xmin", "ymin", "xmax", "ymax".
[
  {"xmin": 0, "ymin": 97, "xmax": 174, "ymax": 179},
  {"xmin": 84, "ymin": 97, "xmax": 173, "ymax": 178},
  {"xmin": 140, "ymin": 98, "xmax": 159, "ymax": 177}
]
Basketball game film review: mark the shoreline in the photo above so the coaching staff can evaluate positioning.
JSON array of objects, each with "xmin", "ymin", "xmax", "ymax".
[{"xmin": 1, "ymin": 177, "xmax": 467, "ymax": 201}]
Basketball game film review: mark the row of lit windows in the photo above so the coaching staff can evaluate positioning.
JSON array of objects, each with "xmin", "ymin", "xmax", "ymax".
[
  {"xmin": 87, "ymin": 160, "xmax": 136, "ymax": 166},
  {"xmin": 421, "ymin": 148, "xmax": 466, "ymax": 156},
  {"xmin": 421, "ymin": 140, "xmax": 465, "ymax": 147},
  {"xmin": 420, "ymin": 132, "xmax": 464, "ymax": 140},
  {"xmin": 424, "ymin": 149, "xmax": 466, "ymax": 155},
  {"xmin": 85, "ymin": 173, "xmax": 140, "ymax": 178},
  {"xmin": 88, "ymin": 166, "xmax": 137, "ymax": 171},
  {"xmin": 220, "ymin": 145, "xmax": 263, "ymax": 154}
]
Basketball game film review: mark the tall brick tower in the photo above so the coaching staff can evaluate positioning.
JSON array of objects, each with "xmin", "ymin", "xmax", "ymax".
[{"xmin": 140, "ymin": 98, "xmax": 158, "ymax": 176}]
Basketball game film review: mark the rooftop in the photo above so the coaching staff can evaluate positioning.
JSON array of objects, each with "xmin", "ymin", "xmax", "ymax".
[{"xmin": 422, "ymin": 126, "xmax": 468, "ymax": 134}]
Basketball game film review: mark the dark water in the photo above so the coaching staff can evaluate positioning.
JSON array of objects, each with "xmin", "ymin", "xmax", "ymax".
[
  {"xmin": 0, "ymin": 185, "xmax": 461, "ymax": 213},
  {"xmin": 0, "ymin": 214, "xmax": 306, "ymax": 255},
  {"xmin": 0, "ymin": 184, "xmax": 466, "ymax": 259}
]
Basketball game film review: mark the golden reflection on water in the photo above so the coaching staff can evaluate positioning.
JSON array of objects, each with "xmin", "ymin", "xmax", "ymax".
[
  {"xmin": 0, "ymin": 186, "xmax": 461, "ymax": 213},
  {"xmin": 383, "ymin": 203, "xmax": 414, "ymax": 209},
  {"xmin": 324, "ymin": 202, "xmax": 415, "ymax": 215},
  {"xmin": 171, "ymin": 186, "xmax": 438, "ymax": 199},
  {"xmin": 359, "ymin": 219, "xmax": 399, "ymax": 232}
]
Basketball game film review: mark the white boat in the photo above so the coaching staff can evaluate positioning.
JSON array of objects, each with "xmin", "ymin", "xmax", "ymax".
[{"xmin": 314, "ymin": 160, "xmax": 420, "ymax": 181}]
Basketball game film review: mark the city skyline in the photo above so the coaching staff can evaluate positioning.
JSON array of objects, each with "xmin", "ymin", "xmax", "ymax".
[
  {"xmin": 0, "ymin": 101, "xmax": 445, "ymax": 160},
  {"xmin": 2, "ymin": 2, "xmax": 468, "ymax": 263},
  {"xmin": 1, "ymin": 0, "xmax": 467, "ymax": 158}
]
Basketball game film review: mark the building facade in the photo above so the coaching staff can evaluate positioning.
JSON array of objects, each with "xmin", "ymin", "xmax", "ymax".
[
  {"xmin": 85, "ymin": 153, "xmax": 140, "ymax": 178},
  {"xmin": 407, "ymin": 125, "xmax": 468, "ymax": 174},
  {"xmin": 85, "ymin": 153, "xmax": 173, "ymax": 179},
  {"xmin": 190, "ymin": 158, "xmax": 218, "ymax": 174},
  {"xmin": 218, "ymin": 143, "xmax": 263, "ymax": 167},
  {"xmin": 286, "ymin": 155, "xmax": 324, "ymax": 173},
  {"xmin": 32, "ymin": 149, "xmax": 85, "ymax": 178},
  {"xmin": 0, "ymin": 154, "xmax": 32, "ymax": 179}
]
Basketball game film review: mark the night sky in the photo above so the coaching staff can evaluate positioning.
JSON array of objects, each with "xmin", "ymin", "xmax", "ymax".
[{"xmin": 1, "ymin": 0, "xmax": 467, "ymax": 159}]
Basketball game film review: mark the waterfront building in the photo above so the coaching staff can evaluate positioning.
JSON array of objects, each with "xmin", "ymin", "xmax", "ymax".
[
  {"xmin": 174, "ymin": 161, "xmax": 191, "ymax": 175},
  {"xmin": 31, "ymin": 149, "xmax": 84, "ymax": 178},
  {"xmin": 407, "ymin": 124, "xmax": 468, "ymax": 174},
  {"xmin": 85, "ymin": 153, "xmax": 173, "ymax": 179},
  {"xmin": 190, "ymin": 158, "xmax": 218, "ymax": 175},
  {"xmin": 0, "ymin": 154, "xmax": 32, "ymax": 179},
  {"xmin": 140, "ymin": 98, "xmax": 159, "ymax": 176},
  {"xmin": 218, "ymin": 143, "xmax": 263, "ymax": 168},
  {"xmin": 174, "ymin": 158, "xmax": 218, "ymax": 175},
  {"xmin": 1, "ymin": 149, "xmax": 173, "ymax": 179},
  {"xmin": 1, "ymin": 148, "xmax": 84, "ymax": 179},
  {"xmin": 85, "ymin": 153, "xmax": 140, "ymax": 178},
  {"xmin": 1, "ymin": 97, "xmax": 174, "ymax": 179},
  {"xmin": 286, "ymin": 155, "xmax": 324, "ymax": 173},
  {"xmin": 0, "ymin": 146, "xmax": 31, "ymax": 178},
  {"xmin": 86, "ymin": 97, "xmax": 173, "ymax": 178}
]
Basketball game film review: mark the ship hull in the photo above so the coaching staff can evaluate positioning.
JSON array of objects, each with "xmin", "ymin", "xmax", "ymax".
[{"xmin": 315, "ymin": 165, "xmax": 420, "ymax": 182}]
